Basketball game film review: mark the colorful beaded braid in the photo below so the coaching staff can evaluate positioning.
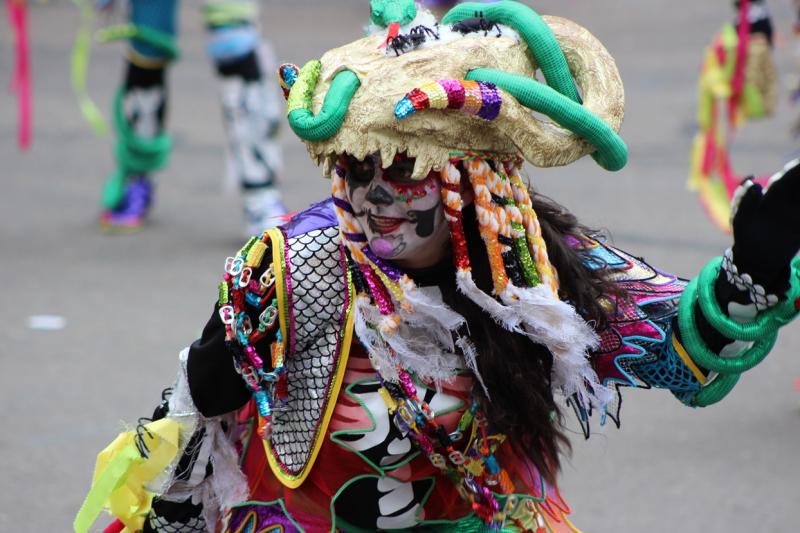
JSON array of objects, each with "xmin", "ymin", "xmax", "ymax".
[
  {"xmin": 507, "ymin": 165, "xmax": 559, "ymax": 294},
  {"xmin": 331, "ymin": 162, "xmax": 405, "ymax": 325},
  {"xmin": 395, "ymin": 79, "xmax": 503, "ymax": 121},
  {"xmin": 466, "ymin": 158, "xmax": 512, "ymax": 295}
]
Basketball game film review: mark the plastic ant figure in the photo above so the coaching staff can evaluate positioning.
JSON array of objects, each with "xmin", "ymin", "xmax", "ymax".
[
  {"xmin": 451, "ymin": 11, "xmax": 502, "ymax": 37},
  {"xmin": 388, "ymin": 24, "xmax": 440, "ymax": 56}
]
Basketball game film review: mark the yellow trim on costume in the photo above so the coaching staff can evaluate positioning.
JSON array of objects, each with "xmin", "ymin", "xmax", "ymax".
[
  {"xmin": 672, "ymin": 334, "xmax": 708, "ymax": 385},
  {"xmin": 263, "ymin": 238, "xmax": 356, "ymax": 489},
  {"xmin": 267, "ymin": 228, "xmax": 288, "ymax": 354}
]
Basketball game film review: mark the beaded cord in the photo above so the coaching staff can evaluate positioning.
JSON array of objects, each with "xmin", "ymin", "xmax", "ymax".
[
  {"xmin": 466, "ymin": 158, "xmax": 511, "ymax": 296},
  {"xmin": 492, "ymin": 163, "xmax": 540, "ymax": 287},
  {"xmin": 332, "ymin": 160, "xmax": 410, "ymax": 339},
  {"xmin": 380, "ymin": 368, "xmax": 513, "ymax": 529},
  {"xmin": 391, "ymin": 177, "xmax": 438, "ymax": 205},
  {"xmin": 507, "ymin": 165, "xmax": 559, "ymax": 294},
  {"xmin": 440, "ymin": 161, "xmax": 471, "ymax": 272},
  {"xmin": 484, "ymin": 161, "xmax": 531, "ymax": 288}
]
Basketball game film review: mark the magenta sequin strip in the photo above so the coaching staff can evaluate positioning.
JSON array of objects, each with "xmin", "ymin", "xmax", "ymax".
[
  {"xmin": 360, "ymin": 263, "xmax": 394, "ymax": 314},
  {"xmin": 440, "ymin": 78, "xmax": 465, "ymax": 109},
  {"xmin": 394, "ymin": 79, "xmax": 503, "ymax": 121}
]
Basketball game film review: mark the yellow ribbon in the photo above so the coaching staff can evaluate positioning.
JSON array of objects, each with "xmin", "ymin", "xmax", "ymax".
[
  {"xmin": 74, "ymin": 418, "xmax": 180, "ymax": 533},
  {"xmin": 70, "ymin": 0, "xmax": 109, "ymax": 135}
]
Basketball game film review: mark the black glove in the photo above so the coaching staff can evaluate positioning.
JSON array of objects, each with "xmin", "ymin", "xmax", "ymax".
[{"xmin": 730, "ymin": 159, "xmax": 800, "ymax": 297}]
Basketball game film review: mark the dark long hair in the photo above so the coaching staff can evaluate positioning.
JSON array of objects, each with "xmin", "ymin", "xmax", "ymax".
[{"xmin": 438, "ymin": 191, "xmax": 621, "ymax": 483}]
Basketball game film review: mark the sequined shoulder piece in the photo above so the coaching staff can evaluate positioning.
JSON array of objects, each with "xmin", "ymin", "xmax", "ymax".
[
  {"xmin": 571, "ymin": 238, "xmax": 686, "ymax": 428},
  {"xmin": 264, "ymin": 225, "xmax": 356, "ymax": 488}
]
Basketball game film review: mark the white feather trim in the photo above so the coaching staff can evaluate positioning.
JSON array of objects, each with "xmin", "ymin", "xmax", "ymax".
[
  {"xmin": 354, "ymin": 296, "xmax": 400, "ymax": 382},
  {"xmin": 353, "ymin": 287, "xmax": 468, "ymax": 388},
  {"xmin": 455, "ymin": 269, "xmax": 523, "ymax": 332},
  {"xmin": 499, "ymin": 284, "xmax": 613, "ymax": 408}
]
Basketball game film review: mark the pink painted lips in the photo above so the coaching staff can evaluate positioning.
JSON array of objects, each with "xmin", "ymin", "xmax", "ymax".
[{"xmin": 368, "ymin": 214, "xmax": 407, "ymax": 235}]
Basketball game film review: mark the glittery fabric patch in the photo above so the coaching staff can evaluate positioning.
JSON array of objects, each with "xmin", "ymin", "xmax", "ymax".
[
  {"xmin": 226, "ymin": 503, "xmax": 301, "ymax": 533},
  {"xmin": 477, "ymin": 82, "xmax": 501, "ymax": 121}
]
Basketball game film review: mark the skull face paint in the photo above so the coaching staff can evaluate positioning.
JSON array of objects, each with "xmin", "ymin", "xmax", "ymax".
[{"xmin": 344, "ymin": 154, "xmax": 450, "ymax": 269}]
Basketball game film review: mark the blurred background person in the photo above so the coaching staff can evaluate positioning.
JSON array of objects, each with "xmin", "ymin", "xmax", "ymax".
[{"xmin": 95, "ymin": 0, "xmax": 286, "ymax": 235}]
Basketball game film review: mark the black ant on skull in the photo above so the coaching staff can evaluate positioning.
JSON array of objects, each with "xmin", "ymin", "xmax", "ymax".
[
  {"xmin": 451, "ymin": 11, "xmax": 502, "ymax": 37},
  {"xmin": 388, "ymin": 24, "xmax": 440, "ymax": 56}
]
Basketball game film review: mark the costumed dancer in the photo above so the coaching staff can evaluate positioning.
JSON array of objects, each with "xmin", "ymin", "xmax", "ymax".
[
  {"xmin": 75, "ymin": 2, "xmax": 800, "ymax": 531},
  {"xmin": 688, "ymin": 0, "xmax": 777, "ymax": 231},
  {"xmin": 84, "ymin": 0, "xmax": 286, "ymax": 233}
]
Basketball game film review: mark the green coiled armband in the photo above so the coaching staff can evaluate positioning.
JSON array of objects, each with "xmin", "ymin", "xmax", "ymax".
[
  {"xmin": 696, "ymin": 256, "xmax": 800, "ymax": 341},
  {"xmin": 677, "ymin": 256, "xmax": 800, "ymax": 406},
  {"xmin": 690, "ymin": 372, "xmax": 740, "ymax": 408},
  {"xmin": 678, "ymin": 277, "xmax": 777, "ymax": 375}
]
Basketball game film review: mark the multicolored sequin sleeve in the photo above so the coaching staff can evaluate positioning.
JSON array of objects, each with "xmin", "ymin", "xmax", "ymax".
[{"xmin": 569, "ymin": 238, "xmax": 706, "ymax": 433}]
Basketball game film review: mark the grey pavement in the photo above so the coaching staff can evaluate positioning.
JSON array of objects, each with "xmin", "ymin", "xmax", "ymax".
[{"xmin": 1, "ymin": 1, "xmax": 799, "ymax": 531}]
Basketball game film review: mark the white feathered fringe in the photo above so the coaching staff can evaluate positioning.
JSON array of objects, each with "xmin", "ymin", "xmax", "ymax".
[
  {"xmin": 500, "ymin": 283, "xmax": 612, "ymax": 408},
  {"xmin": 203, "ymin": 415, "xmax": 250, "ymax": 530},
  {"xmin": 354, "ymin": 270, "xmax": 612, "ymax": 410},
  {"xmin": 455, "ymin": 269, "xmax": 523, "ymax": 333},
  {"xmin": 354, "ymin": 286, "xmax": 473, "ymax": 390},
  {"xmin": 455, "ymin": 335, "xmax": 490, "ymax": 399},
  {"xmin": 149, "ymin": 350, "xmax": 249, "ymax": 532},
  {"xmin": 455, "ymin": 269, "xmax": 612, "ymax": 409},
  {"xmin": 354, "ymin": 295, "xmax": 400, "ymax": 383},
  {"xmin": 399, "ymin": 277, "xmax": 465, "ymax": 334}
]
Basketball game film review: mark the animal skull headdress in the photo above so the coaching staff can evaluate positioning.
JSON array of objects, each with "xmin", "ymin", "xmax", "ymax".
[{"xmin": 278, "ymin": 1, "xmax": 628, "ymax": 407}]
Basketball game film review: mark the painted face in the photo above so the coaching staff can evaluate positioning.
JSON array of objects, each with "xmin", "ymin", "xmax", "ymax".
[{"xmin": 344, "ymin": 154, "xmax": 450, "ymax": 269}]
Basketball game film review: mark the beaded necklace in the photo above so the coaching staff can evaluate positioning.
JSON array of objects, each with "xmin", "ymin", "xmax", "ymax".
[{"xmin": 376, "ymin": 364, "xmax": 517, "ymax": 529}]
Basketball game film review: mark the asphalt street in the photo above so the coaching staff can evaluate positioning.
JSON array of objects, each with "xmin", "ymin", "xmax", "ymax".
[{"xmin": 1, "ymin": 1, "xmax": 799, "ymax": 531}]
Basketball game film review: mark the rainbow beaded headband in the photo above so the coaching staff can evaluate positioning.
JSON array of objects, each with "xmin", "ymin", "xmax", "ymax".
[{"xmin": 395, "ymin": 79, "xmax": 502, "ymax": 121}]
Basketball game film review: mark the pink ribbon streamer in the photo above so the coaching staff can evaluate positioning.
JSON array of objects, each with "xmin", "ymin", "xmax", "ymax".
[{"xmin": 7, "ymin": 0, "xmax": 32, "ymax": 150}]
